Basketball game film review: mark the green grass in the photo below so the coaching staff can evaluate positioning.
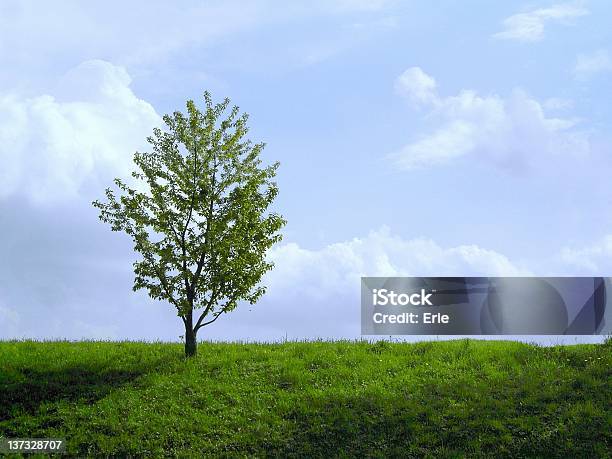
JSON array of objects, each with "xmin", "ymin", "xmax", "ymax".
[{"xmin": 1, "ymin": 339, "xmax": 610, "ymax": 458}]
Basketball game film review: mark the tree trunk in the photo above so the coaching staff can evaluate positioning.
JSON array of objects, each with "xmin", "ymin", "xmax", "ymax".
[{"xmin": 184, "ymin": 309, "xmax": 197, "ymax": 357}]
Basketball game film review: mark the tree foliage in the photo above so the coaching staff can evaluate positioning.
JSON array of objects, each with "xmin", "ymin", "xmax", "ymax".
[{"xmin": 93, "ymin": 93, "xmax": 285, "ymax": 355}]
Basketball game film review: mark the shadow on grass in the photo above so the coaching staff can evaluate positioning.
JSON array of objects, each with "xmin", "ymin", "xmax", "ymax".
[
  {"xmin": 0, "ymin": 358, "xmax": 172, "ymax": 423},
  {"xmin": 276, "ymin": 396, "xmax": 419, "ymax": 458},
  {"xmin": 267, "ymin": 389, "xmax": 609, "ymax": 458}
]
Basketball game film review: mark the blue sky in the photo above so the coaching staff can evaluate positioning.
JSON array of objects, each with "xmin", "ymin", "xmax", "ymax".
[{"xmin": 0, "ymin": 0, "xmax": 611, "ymax": 343}]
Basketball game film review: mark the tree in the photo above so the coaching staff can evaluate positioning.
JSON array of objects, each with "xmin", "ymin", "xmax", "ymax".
[{"xmin": 93, "ymin": 92, "xmax": 285, "ymax": 357}]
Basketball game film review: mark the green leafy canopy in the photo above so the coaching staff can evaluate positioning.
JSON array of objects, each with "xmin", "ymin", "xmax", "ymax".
[{"xmin": 93, "ymin": 92, "xmax": 286, "ymax": 332}]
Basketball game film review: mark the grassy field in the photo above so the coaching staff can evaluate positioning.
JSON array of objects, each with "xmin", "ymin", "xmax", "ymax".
[{"xmin": 1, "ymin": 339, "xmax": 610, "ymax": 458}]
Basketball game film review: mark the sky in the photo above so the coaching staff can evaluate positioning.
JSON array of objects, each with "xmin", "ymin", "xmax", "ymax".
[{"xmin": 1, "ymin": 0, "xmax": 611, "ymax": 344}]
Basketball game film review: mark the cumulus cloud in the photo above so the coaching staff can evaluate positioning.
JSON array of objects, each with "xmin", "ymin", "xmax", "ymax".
[
  {"xmin": 394, "ymin": 67, "xmax": 438, "ymax": 106},
  {"xmin": 392, "ymin": 67, "xmax": 589, "ymax": 171},
  {"xmin": 574, "ymin": 49, "xmax": 612, "ymax": 81},
  {"xmin": 268, "ymin": 226, "xmax": 528, "ymax": 283},
  {"xmin": 0, "ymin": 60, "xmax": 161, "ymax": 203},
  {"xmin": 493, "ymin": 3, "xmax": 588, "ymax": 42},
  {"xmin": 218, "ymin": 227, "xmax": 529, "ymax": 339}
]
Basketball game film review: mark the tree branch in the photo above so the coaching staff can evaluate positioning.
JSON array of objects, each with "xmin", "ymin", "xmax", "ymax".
[
  {"xmin": 197, "ymin": 311, "xmax": 223, "ymax": 330},
  {"xmin": 180, "ymin": 135, "xmax": 200, "ymax": 298},
  {"xmin": 193, "ymin": 286, "xmax": 221, "ymax": 332},
  {"xmin": 153, "ymin": 264, "xmax": 180, "ymax": 311},
  {"xmin": 192, "ymin": 158, "xmax": 217, "ymax": 295}
]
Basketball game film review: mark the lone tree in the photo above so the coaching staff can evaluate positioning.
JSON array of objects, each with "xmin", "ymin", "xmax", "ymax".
[{"xmin": 93, "ymin": 93, "xmax": 285, "ymax": 357}]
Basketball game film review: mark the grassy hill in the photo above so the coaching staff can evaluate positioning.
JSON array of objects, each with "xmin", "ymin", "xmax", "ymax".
[{"xmin": 1, "ymin": 339, "xmax": 610, "ymax": 457}]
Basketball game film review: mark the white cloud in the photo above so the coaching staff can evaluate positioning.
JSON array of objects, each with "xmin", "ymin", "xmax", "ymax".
[
  {"xmin": 574, "ymin": 49, "xmax": 612, "ymax": 80},
  {"xmin": 0, "ymin": 0, "xmax": 395, "ymax": 76},
  {"xmin": 392, "ymin": 67, "xmax": 589, "ymax": 170},
  {"xmin": 394, "ymin": 67, "xmax": 438, "ymax": 106},
  {"xmin": 266, "ymin": 227, "xmax": 528, "ymax": 294},
  {"xmin": 559, "ymin": 235, "xmax": 612, "ymax": 273},
  {"xmin": 230, "ymin": 227, "xmax": 528, "ymax": 338},
  {"xmin": 0, "ymin": 2, "xmax": 266, "ymax": 69},
  {"xmin": 493, "ymin": 3, "xmax": 589, "ymax": 42},
  {"xmin": 0, "ymin": 60, "xmax": 161, "ymax": 203}
]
